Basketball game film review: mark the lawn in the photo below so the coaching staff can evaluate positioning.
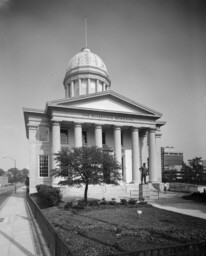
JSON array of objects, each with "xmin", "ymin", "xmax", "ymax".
[{"xmin": 37, "ymin": 198, "xmax": 206, "ymax": 256}]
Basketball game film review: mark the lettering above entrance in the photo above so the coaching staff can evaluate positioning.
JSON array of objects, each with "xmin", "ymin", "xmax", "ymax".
[{"xmin": 82, "ymin": 114, "xmax": 134, "ymax": 121}]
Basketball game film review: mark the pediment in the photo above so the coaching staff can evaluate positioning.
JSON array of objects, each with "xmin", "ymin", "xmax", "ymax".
[{"xmin": 47, "ymin": 91, "xmax": 162, "ymax": 117}]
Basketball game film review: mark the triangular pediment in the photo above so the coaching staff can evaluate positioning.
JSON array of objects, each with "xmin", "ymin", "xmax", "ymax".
[{"xmin": 47, "ymin": 91, "xmax": 162, "ymax": 117}]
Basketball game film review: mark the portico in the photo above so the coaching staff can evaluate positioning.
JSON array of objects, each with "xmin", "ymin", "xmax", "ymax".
[{"xmin": 23, "ymin": 47, "xmax": 166, "ymax": 193}]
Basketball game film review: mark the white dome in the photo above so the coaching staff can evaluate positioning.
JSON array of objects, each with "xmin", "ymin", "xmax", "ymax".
[{"xmin": 68, "ymin": 48, "xmax": 108, "ymax": 73}]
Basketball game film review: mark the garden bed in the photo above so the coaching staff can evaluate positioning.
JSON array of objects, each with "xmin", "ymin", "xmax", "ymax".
[{"xmin": 32, "ymin": 196, "xmax": 206, "ymax": 256}]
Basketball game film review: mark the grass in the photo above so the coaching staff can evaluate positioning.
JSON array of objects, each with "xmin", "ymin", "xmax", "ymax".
[{"xmin": 33, "ymin": 196, "xmax": 206, "ymax": 256}]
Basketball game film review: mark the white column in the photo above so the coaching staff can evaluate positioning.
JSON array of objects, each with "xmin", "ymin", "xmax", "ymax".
[
  {"xmin": 71, "ymin": 81, "xmax": 74, "ymax": 97},
  {"xmin": 132, "ymin": 127, "xmax": 140, "ymax": 183},
  {"xmin": 114, "ymin": 126, "xmax": 122, "ymax": 166},
  {"xmin": 95, "ymin": 125, "xmax": 102, "ymax": 148},
  {"xmin": 28, "ymin": 125, "xmax": 38, "ymax": 193},
  {"xmin": 52, "ymin": 122, "xmax": 61, "ymax": 169},
  {"xmin": 67, "ymin": 84, "xmax": 71, "ymax": 98},
  {"xmin": 103, "ymin": 82, "xmax": 106, "ymax": 91},
  {"xmin": 139, "ymin": 130, "xmax": 148, "ymax": 166},
  {"xmin": 74, "ymin": 123, "xmax": 82, "ymax": 147},
  {"xmin": 96, "ymin": 79, "xmax": 100, "ymax": 92},
  {"xmin": 66, "ymin": 84, "xmax": 69, "ymax": 98},
  {"xmin": 156, "ymin": 130, "xmax": 162, "ymax": 183},
  {"xmin": 87, "ymin": 78, "xmax": 89, "ymax": 94},
  {"xmin": 149, "ymin": 129, "xmax": 157, "ymax": 182},
  {"xmin": 79, "ymin": 78, "xmax": 81, "ymax": 95}
]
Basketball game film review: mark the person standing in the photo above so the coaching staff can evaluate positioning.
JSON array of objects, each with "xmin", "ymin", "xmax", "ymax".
[
  {"xmin": 139, "ymin": 163, "xmax": 148, "ymax": 184},
  {"xmin": 164, "ymin": 183, "xmax": 167, "ymax": 193}
]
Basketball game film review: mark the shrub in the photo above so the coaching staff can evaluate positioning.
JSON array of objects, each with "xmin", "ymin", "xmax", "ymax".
[
  {"xmin": 100, "ymin": 197, "xmax": 107, "ymax": 205},
  {"xmin": 120, "ymin": 198, "xmax": 128, "ymax": 205},
  {"xmin": 36, "ymin": 184, "xmax": 62, "ymax": 207},
  {"xmin": 108, "ymin": 199, "xmax": 117, "ymax": 205},
  {"xmin": 72, "ymin": 200, "xmax": 86, "ymax": 210},
  {"xmin": 87, "ymin": 199, "xmax": 101, "ymax": 206},
  {"xmin": 64, "ymin": 201, "xmax": 73, "ymax": 209},
  {"xmin": 128, "ymin": 198, "xmax": 137, "ymax": 205}
]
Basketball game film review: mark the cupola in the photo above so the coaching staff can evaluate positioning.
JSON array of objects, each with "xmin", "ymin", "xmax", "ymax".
[{"xmin": 63, "ymin": 48, "xmax": 111, "ymax": 98}]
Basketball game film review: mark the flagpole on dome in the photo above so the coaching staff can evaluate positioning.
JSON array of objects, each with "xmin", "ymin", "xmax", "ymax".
[{"xmin": 85, "ymin": 16, "xmax": 88, "ymax": 49}]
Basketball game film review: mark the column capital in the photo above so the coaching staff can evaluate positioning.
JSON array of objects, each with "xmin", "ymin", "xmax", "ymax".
[
  {"xmin": 74, "ymin": 122, "xmax": 82, "ymax": 127},
  {"xmin": 51, "ymin": 121, "xmax": 61, "ymax": 127},
  {"xmin": 114, "ymin": 126, "xmax": 121, "ymax": 131},
  {"xmin": 155, "ymin": 133, "xmax": 162, "ymax": 139},
  {"xmin": 140, "ymin": 129, "xmax": 148, "ymax": 137},
  {"xmin": 132, "ymin": 127, "xmax": 139, "ymax": 132},
  {"xmin": 28, "ymin": 124, "xmax": 38, "ymax": 130},
  {"xmin": 95, "ymin": 124, "xmax": 102, "ymax": 128},
  {"xmin": 149, "ymin": 128, "xmax": 156, "ymax": 133}
]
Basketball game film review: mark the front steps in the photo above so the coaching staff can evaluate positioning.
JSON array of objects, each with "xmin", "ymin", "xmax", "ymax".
[{"xmin": 61, "ymin": 182, "xmax": 160, "ymax": 202}]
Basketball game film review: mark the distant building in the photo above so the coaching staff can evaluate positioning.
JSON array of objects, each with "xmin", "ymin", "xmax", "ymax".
[
  {"xmin": 201, "ymin": 160, "xmax": 206, "ymax": 170},
  {"xmin": 0, "ymin": 176, "xmax": 8, "ymax": 186},
  {"xmin": 161, "ymin": 147, "xmax": 184, "ymax": 182}
]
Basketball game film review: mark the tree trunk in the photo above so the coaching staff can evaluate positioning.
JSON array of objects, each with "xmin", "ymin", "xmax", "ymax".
[{"xmin": 84, "ymin": 182, "xmax": 88, "ymax": 202}]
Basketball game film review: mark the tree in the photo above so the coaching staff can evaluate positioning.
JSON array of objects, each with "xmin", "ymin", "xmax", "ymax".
[
  {"xmin": 20, "ymin": 168, "xmax": 29, "ymax": 183},
  {"xmin": 6, "ymin": 168, "xmax": 29, "ymax": 183},
  {"xmin": 162, "ymin": 169, "xmax": 177, "ymax": 183},
  {"xmin": 181, "ymin": 162, "xmax": 193, "ymax": 183},
  {"xmin": 7, "ymin": 168, "xmax": 18, "ymax": 183},
  {"xmin": 181, "ymin": 157, "xmax": 204, "ymax": 184},
  {"xmin": 0, "ymin": 169, "xmax": 5, "ymax": 176},
  {"xmin": 53, "ymin": 146, "xmax": 122, "ymax": 202}
]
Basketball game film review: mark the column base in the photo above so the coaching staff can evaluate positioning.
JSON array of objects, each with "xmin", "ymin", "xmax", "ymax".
[
  {"xmin": 139, "ymin": 184, "xmax": 150, "ymax": 200},
  {"xmin": 148, "ymin": 182, "xmax": 163, "ymax": 191}
]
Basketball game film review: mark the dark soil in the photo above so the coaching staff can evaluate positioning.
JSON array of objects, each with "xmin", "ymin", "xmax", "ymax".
[{"xmin": 36, "ymin": 199, "xmax": 206, "ymax": 256}]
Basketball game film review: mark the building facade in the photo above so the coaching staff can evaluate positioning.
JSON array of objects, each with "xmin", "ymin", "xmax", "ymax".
[
  {"xmin": 23, "ymin": 48, "xmax": 166, "ymax": 193},
  {"xmin": 161, "ymin": 147, "xmax": 184, "ymax": 182}
]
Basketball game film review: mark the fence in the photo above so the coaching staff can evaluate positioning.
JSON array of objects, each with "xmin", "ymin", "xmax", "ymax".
[
  {"xmin": 27, "ymin": 194, "xmax": 206, "ymax": 256},
  {"xmin": 26, "ymin": 194, "xmax": 73, "ymax": 256}
]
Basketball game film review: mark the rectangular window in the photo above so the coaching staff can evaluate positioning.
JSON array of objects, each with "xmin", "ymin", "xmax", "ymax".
[
  {"xmin": 82, "ymin": 130, "xmax": 87, "ymax": 144},
  {"xmin": 102, "ymin": 132, "xmax": 106, "ymax": 145},
  {"xmin": 39, "ymin": 155, "xmax": 49, "ymax": 177},
  {"xmin": 61, "ymin": 129, "xmax": 69, "ymax": 143},
  {"xmin": 97, "ymin": 81, "xmax": 103, "ymax": 92},
  {"xmin": 74, "ymin": 80, "xmax": 79, "ymax": 97},
  {"xmin": 81, "ymin": 79, "xmax": 87, "ymax": 95},
  {"xmin": 38, "ymin": 126, "xmax": 49, "ymax": 142},
  {"xmin": 90, "ymin": 79, "xmax": 96, "ymax": 93}
]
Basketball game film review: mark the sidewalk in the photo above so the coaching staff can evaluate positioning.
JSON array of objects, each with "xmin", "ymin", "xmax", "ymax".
[
  {"xmin": 150, "ymin": 191, "xmax": 206, "ymax": 219},
  {"xmin": 0, "ymin": 186, "xmax": 49, "ymax": 256}
]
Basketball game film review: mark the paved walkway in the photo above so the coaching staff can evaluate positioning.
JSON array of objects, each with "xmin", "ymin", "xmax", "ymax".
[
  {"xmin": 150, "ymin": 191, "xmax": 206, "ymax": 219},
  {"xmin": 0, "ymin": 186, "xmax": 49, "ymax": 256}
]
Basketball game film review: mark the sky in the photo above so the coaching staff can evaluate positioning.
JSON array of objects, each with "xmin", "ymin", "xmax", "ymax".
[{"xmin": 0, "ymin": 0, "xmax": 206, "ymax": 171}]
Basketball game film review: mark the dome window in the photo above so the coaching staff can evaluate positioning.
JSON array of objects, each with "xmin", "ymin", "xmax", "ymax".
[
  {"xmin": 90, "ymin": 79, "xmax": 96, "ymax": 94},
  {"xmin": 81, "ymin": 79, "xmax": 88, "ymax": 95},
  {"xmin": 74, "ymin": 80, "xmax": 79, "ymax": 97}
]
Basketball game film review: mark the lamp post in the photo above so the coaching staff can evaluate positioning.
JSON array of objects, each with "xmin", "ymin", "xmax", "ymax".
[{"xmin": 2, "ymin": 155, "xmax": 16, "ymax": 193}]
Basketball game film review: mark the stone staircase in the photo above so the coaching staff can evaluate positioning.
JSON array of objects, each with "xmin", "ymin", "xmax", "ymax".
[{"xmin": 61, "ymin": 182, "xmax": 160, "ymax": 202}]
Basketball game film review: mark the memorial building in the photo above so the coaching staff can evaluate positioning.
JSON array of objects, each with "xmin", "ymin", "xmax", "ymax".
[{"xmin": 23, "ymin": 47, "xmax": 166, "ymax": 193}]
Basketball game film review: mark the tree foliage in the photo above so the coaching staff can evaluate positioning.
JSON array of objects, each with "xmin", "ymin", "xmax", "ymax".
[
  {"xmin": 0, "ymin": 169, "xmax": 5, "ymax": 176},
  {"xmin": 53, "ymin": 146, "xmax": 122, "ymax": 201},
  {"xmin": 181, "ymin": 157, "xmax": 205, "ymax": 184},
  {"xmin": 7, "ymin": 168, "xmax": 29, "ymax": 183}
]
